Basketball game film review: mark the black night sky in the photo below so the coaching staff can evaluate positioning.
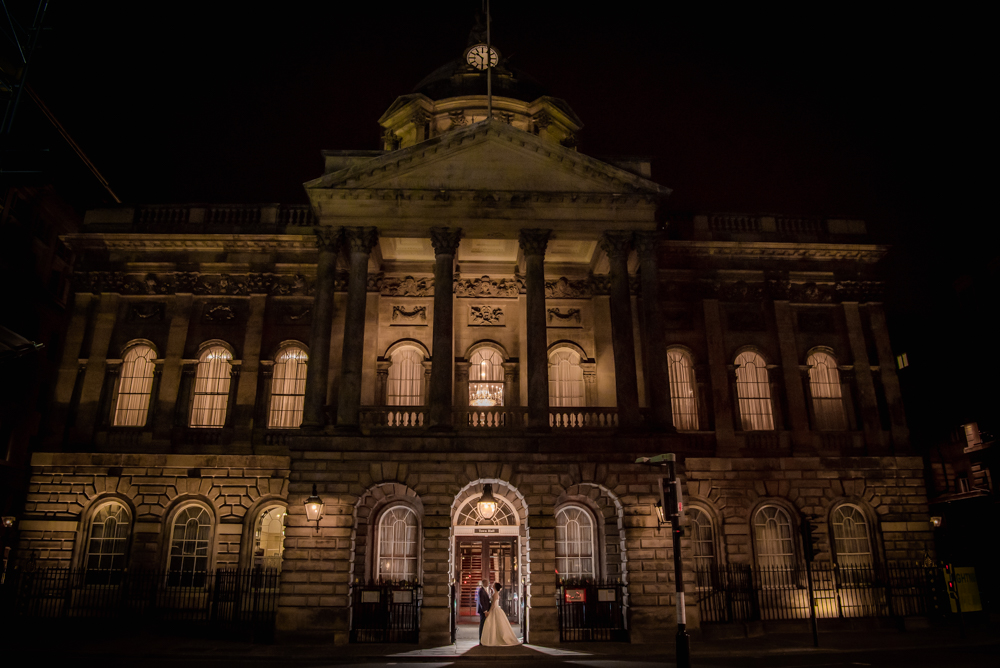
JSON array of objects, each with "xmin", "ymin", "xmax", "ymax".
[{"xmin": 7, "ymin": 1, "xmax": 996, "ymax": 441}]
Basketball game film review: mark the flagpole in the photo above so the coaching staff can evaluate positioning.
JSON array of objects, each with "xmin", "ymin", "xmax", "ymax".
[{"xmin": 486, "ymin": 0, "xmax": 492, "ymax": 121}]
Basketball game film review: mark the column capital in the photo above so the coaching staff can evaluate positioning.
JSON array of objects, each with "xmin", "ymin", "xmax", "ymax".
[
  {"xmin": 633, "ymin": 231, "xmax": 662, "ymax": 259},
  {"xmin": 344, "ymin": 227, "xmax": 378, "ymax": 254},
  {"xmin": 314, "ymin": 227, "xmax": 343, "ymax": 253},
  {"xmin": 599, "ymin": 231, "xmax": 632, "ymax": 260},
  {"xmin": 430, "ymin": 227, "xmax": 463, "ymax": 254},
  {"xmin": 518, "ymin": 229, "xmax": 552, "ymax": 256}
]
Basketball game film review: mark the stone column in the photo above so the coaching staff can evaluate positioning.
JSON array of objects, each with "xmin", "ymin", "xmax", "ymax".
[
  {"xmin": 868, "ymin": 304, "xmax": 910, "ymax": 451},
  {"xmin": 375, "ymin": 359, "xmax": 391, "ymax": 406},
  {"xmin": 154, "ymin": 294, "xmax": 193, "ymax": 440},
  {"xmin": 502, "ymin": 362, "xmax": 519, "ymax": 410},
  {"xmin": 455, "ymin": 361, "xmax": 470, "ymax": 414},
  {"xmin": 428, "ymin": 227, "xmax": 462, "ymax": 429},
  {"xmin": 74, "ymin": 292, "xmax": 119, "ymax": 445},
  {"xmin": 703, "ymin": 299, "xmax": 736, "ymax": 453},
  {"xmin": 302, "ymin": 228, "xmax": 341, "ymax": 429},
  {"xmin": 843, "ymin": 302, "xmax": 884, "ymax": 451},
  {"xmin": 519, "ymin": 229, "xmax": 552, "ymax": 430},
  {"xmin": 773, "ymin": 301, "xmax": 811, "ymax": 451},
  {"xmin": 581, "ymin": 362, "xmax": 597, "ymax": 407},
  {"xmin": 336, "ymin": 227, "xmax": 378, "ymax": 429},
  {"xmin": 234, "ymin": 294, "xmax": 267, "ymax": 442},
  {"xmin": 599, "ymin": 232, "xmax": 640, "ymax": 430},
  {"xmin": 635, "ymin": 232, "xmax": 674, "ymax": 431},
  {"xmin": 48, "ymin": 293, "xmax": 92, "ymax": 447}
]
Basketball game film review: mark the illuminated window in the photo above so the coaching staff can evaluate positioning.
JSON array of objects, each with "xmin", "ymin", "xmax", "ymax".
[
  {"xmin": 84, "ymin": 502, "xmax": 131, "ymax": 584},
  {"xmin": 549, "ymin": 348, "xmax": 584, "ymax": 407},
  {"xmin": 735, "ymin": 351, "xmax": 774, "ymax": 431},
  {"xmin": 254, "ymin": 505, "xmax": 286, "ymax": 570},
  {"xmin": 388, "ymin": 346, "xmax": 424, "ymax": 406},
  {"xmin": 753, "ymin": 505, "xmax": 795, "ymax": 569},
  {"xmin": 807, "ymin": 351, "xmax": 848, "ymax": 431},
  {"xmin": 168, "ymin": 505, "xmax": 212, "ymax": 586},
  {"xmin": 269, "ymin": 345, "xmax": 308, "ymax": 428},
  {"xmin": 690, "ymin": 507, "xmax": 716, "ymax": 572},
  {"xmin": 376, "ymin": 506, "xmax": 418, "ymax": 581},
  {"xmin": 469, "ymin": 347, "xmax": 504, "ymax": 406},
  {"xmin": 831, "ymin": 504, "xmax": 873, "ymax": 568},
  {"xmin": 113, "ymin": 343, "xmax": 156, "ymax": 426},
  {"xmin": 190, "ymin": 345, "xmax": 233, "ymax": 428},
  {"xmin": 555, "ymin": 506, "xmax": 596, "ymax": 580},
  {"xmin": 667, "ymin": 348, "xmax": 699, "ymax": 430}
]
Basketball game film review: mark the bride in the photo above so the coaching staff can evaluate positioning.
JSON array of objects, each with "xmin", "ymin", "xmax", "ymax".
[{"xmin": 480, "ymin": 582, "xmax": 520, "ymax": 646}]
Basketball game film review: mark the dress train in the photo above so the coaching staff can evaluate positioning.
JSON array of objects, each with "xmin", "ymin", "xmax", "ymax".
[{"xmin": 480, "ymin": 590, "xmax": 520, "ymax": 646}]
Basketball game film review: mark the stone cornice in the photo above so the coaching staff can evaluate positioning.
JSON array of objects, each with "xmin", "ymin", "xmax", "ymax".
[
  {"xmin": 61, "ymin": 234, "xmax": 316, "ymax": 253},
  {"xmin": 661, "ymin": 241, "xmax": 888, "ymax": 263},
  {"xmin": 307, "ymin": 188, "xmax": 660, "ymax": 206}
]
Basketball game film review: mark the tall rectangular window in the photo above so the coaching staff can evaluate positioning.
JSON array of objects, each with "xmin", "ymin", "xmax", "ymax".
[
  {"xmin": 269, "ymin": 345, "xmax": 308, "ymax": 428},
  {"xmin": 667, "ymin": 348, "xmax": 699, "ymax": 430},
  {"xmin": 190, "ymin": 345, "xmax": 232, "ymax": 428},
  {"xmin": 113, "ymin": 344, "xmax": 156, "ymax": 426}
]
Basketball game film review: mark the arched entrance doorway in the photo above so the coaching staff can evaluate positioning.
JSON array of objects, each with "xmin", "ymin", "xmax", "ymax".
[{"xmin": 452, "ymin": 488, "xmax": 522, "ymax": 627}]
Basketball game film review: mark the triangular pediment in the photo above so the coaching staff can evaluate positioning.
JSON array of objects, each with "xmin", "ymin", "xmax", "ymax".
[{"xmin": 306, "ymin": 121, "xmax": 671, "ymax": 196}]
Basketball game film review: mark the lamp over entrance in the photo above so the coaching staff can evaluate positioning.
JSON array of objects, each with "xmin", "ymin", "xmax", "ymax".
[
  {"xmin": 477, "ymin": 483, "xmax": 498, "ymax": 520},
  {"xmin": 304, "ymin": 484, "xmax": 324, "ymax": 533}
]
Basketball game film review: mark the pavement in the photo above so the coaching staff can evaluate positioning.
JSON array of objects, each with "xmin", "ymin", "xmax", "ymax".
[{"xmin": 39, "ymin": 615, "xmax": 1000, "ymax": 663}]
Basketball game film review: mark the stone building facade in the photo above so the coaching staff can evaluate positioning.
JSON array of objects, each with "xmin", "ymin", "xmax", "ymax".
[{"xmin": 14, "ymin": 41, "xmax": 934, "ymax": 645}]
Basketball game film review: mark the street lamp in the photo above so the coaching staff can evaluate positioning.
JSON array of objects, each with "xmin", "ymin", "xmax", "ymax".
[
  {"xmin": 477, "ymin": 483, "xmax": 498, "ymax": 521},
  {"xmin": 304, "ymin": 484, "xmax": 324, "ymax": 533}
]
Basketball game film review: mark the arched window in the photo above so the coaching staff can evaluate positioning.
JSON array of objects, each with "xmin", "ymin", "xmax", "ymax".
[
  {"xmin": 388, "ymin": 346, "xmax": 424, "ymax": 406},
  {"xmin": 549, "ymin": 348, "xmax": 584, "ymax": 407},
  {"xmin": 689, "ymin": 507, "xmax": 716, "ymax": 585},
  {"xmin": 831, "ymin": 504, "xmax": 873, "ymax": 568},
  {"xmin": 84, "ymin": 501, "xmax": 131, "ymax": 584},
  {"xmin": 167, "ymin": 505, "xmax": 212, "ymax": 586},
  {"xmin": 469, "ymin": 346, "xmax": 504, "ymax": 406},
  {"xmin": 253, "ymin": 505, "xmax": 286, "ymax": 570},
  {"xmin": 735, "ymin": 351, "xmax": 774, "ymax": 431},
  {"xmin": 113, "ymin": 343, "xmax": 156, "ymax": 426},
  {"xmin": 269, "ymin": 345, "xmax": 308, "ymax": 428},
  {"xmin": 667, "ymin": 348, "xmax": 699, "ymax": 430},
  {"xmin": 753, "ymin": 506, "xmax": 795, "ymax": 569},
  {"xmin": 807, "ymin": 351, "xmax": 848, "ymax": 431},
  {"xmin": 376, "ymin": 505, "xmax": 418, "ymax": 581},
  {"xmin": 190, "ymin": 345, "xmax": 233, "ymax": 428},
  {"xmin": 555, "ymin": 505, "xmax": 596, "ymax": 580}
]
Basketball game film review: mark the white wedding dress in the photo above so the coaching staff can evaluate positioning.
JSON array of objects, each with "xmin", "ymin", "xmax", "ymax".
[{"xmin": 480, "ymin": 590, "xmax": 520, "ymax": 646}]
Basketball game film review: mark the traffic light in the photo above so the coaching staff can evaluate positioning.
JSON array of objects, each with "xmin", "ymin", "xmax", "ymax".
[
  {"xmin": 801, "ymin": 515, "xmax": 821, "ymax": 562},
  {"xmin": 944, "ymin": 563, "xmax": 955, "ymax": 596},
  {"xmin": 664, "ymin": 478, "xmax": 684, "ymax": 517}
]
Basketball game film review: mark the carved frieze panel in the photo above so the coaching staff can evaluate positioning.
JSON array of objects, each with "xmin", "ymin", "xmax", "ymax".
[
  {"xmin": 201, "ymin": 301, "xmax": 247, "ymax": 324},
  {"xmin": 72, "ymin": 271, "xmax": 314, "ymax": 296},
  {"xmin": 279, "ymin": 305, "xmax": 313, "ymax": 326},
  {"xmin": 546, "ymin": 308, "xmax": 582, "ymax": 327},
  {"xmin": 545, "ymin": 277, "xmax": 591, "ymax": 299},
  {"xmin": 382, "ymin": 276, "xmax": 433, "ymax": 296},
  {"xmin": 392, "ymin": 305, "xmax": 428, "ymax": 326},
  {"xmin": 455, "ymin": 276, "xmax": 522, "ymax": 298},
  {"xmin": 126, "ymin": 302, "xmax": 165, "ymax": 322},
  {"xmin": 469, "ymin": 305, "xmax": 505, "ymax": 326}
]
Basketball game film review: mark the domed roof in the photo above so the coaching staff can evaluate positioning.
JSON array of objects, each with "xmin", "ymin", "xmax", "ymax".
[{"xmin": 412, "ymin": 56, "xmax": 550, "ymax": 103}]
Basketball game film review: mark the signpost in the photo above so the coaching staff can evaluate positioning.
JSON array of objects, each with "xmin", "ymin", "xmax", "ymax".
[{"xmin": 637, "ymin": 454, "xmax": 690, "ymax": 668}]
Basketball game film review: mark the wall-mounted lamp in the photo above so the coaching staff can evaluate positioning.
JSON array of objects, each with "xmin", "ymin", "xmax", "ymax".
[
  {"xmin": 930, "ymin": 516, "xmax": 943, "ymax": 528},
  {"xmin": 1, "ymin": 517, "xmax": 14, "ymax": 529},
  {"xmin": 304, "ymin": 484, "xmax": 324, "ymax": 533},
  {"xmin": 478, "ymin": 483, "xmax": 498, "ymax": 520}
]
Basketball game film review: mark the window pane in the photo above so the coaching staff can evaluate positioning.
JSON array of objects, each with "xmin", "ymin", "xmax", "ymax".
[
  {"xmin": 555, "ymin": 506, "xmax": 595, "ymax": 580},
  {"xmin": 377, "ymin": 506, "xmax": 418, "ymax": 581},
  {"xmin": 269, "ymin": 346, "xmax": 308, "ymax": 427},
  {"xmin": 85, "ymin": 503, "xmax": 131, "ymax": 582},
  {"xmin": 169, "ymin": 506, "xmax": 212, "ymax": 582},
  {"xmin": 807, "ymin": 351, "xmax": 848, "ymax": 431},
  {"xmin": 190, "ymin": 346, "xmax": 232, "ymax": 427},
  {"xmin": 549, "ymin": 349, "xmax": 584, "ymax": 407},
  {"xmin": 735, "ymin": 351, "xmax": 774, "ymax": 431},
  {"xmin": 832, "ymin": 505, "xmax": 872, "ymax": 567},
  {"xmin": 667, "ymin": 348, "xmax": 699, "ymax": 430},
  {"xmin": 754, "ymin": 506, "xmax": 795, "ymax": 568},
  {"xmin": 114, "ymin": 344, "xmax": 156, "ymax": 426},
  {"xmin": 254, "ymin": 506, "xmax": 286, "ymax": 570},
  {"xmin": 469, "ymin": 347, "xmax": 504, "ymax": 406},
  {"xmin": 388, "ymin": 347, "xmax": 424, "ymax": 406}
]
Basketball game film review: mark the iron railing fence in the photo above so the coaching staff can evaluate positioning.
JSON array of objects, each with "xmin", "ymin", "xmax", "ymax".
[
  {"xmin": 1, "ymin": 567, "xmax": 279, "ymax": 640},
  {"xmin": 696, "ymin": 562, "xmax": 940, "ymax": 624},
  {"xmin": 556, "ymin": 579, "xmax": 629, "ymax": 642},
  {"xmin": 350, "ymin": 581, "xmax": 421, "ymax": 643}
]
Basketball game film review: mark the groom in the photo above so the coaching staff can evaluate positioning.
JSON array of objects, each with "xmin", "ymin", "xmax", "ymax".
[{"xmin": 476, "ymin": 579, "xmax": 491, "ymax": 642}]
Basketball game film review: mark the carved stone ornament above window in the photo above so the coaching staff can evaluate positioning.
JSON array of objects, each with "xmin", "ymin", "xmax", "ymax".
[
  {"xmin": 280, "ymin": 305, "xmax": 312, "ymax": 325},
  {"xmin": 72, "ymin": 271, "xmax": 313, "ymax": 296},
  {"xmin": 202, "ymin": 303, "xmax": 237, "ymax": 323},
  {"xmin": 126, "ymin": 302, "xmax": 165, "ymax": 322},
  {"xmin": 392, "ymin": 305, "xmax": 428, "ymax": 325},
  {"xmin": 545, "ymin": 277, "xmax": 591, "ymax": 299},
  {"xmin": 470, "ymin": 305, "xmax": 505, "ymax": 326},
  {"xmin": 382, "ymin": 276, "xmax": 433, "ymax": 296},
  {"xmin": 546, "ymin": 308, "xmax": 582, "ymax": 327}
]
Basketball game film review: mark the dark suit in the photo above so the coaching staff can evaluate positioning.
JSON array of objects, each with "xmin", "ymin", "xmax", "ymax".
[{"xmin": 476, "ymin": 586, "xmax": 491, "ymax": 640}]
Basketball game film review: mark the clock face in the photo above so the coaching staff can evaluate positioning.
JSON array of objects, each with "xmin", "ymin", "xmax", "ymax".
[{"xmin": 466, "ymin": 44, "xmax": 498, "ymax": 70}]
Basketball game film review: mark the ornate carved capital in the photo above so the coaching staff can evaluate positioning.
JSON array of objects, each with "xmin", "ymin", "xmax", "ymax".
[
  {"xmin": 345, "ymin": 227, "xmax": 378, "ymax": 254},
  {"xmin": 633, "ymin": 231, "xmax": 662, "ymax": 260},
  {"xmin": 599, "ymin": 231, "xmax": 632, "ymax": 260},
  {"xmin": 314, "ymin": 227, "xmax": 342, "ymax": 253},
  {"xmin": 430, "ymin": 227, "xmax": 462, "ymax": 254},
  {"xmin": 518, "ymin": 228, "xmax": 552, "ymax": 256}
]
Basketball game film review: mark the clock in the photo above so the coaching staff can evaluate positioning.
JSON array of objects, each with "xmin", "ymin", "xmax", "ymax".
[{"xmin": 465, "ymin": 44, "xmax": 499, "ymax": 71}]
